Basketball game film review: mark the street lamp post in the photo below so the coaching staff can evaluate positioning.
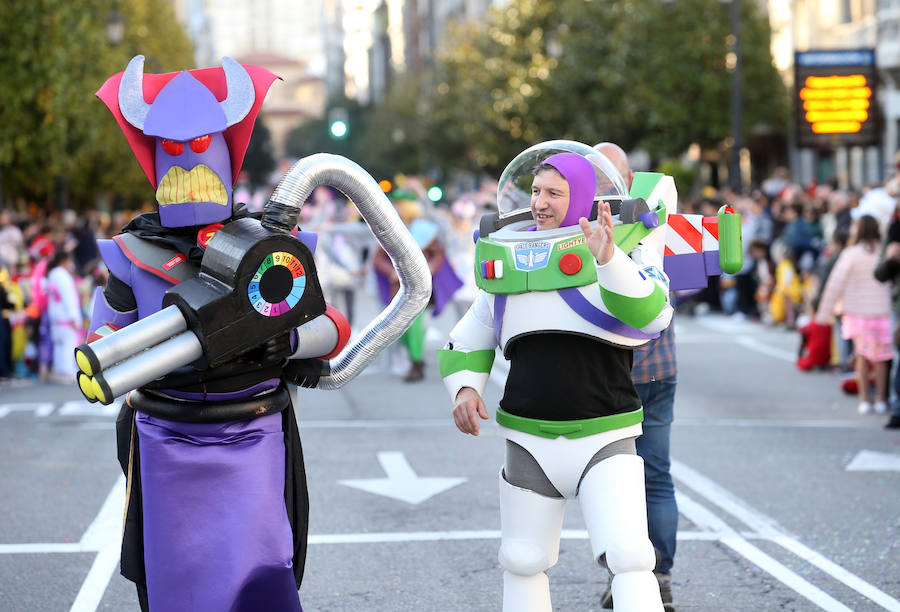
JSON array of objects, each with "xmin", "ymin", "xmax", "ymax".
[
  {"xmin": 729, "ymin": 0, "xmax": 743, "ymax": 191},
  {"xmin": 107, "ymin": 9, "xmax": 125, "ymax": 46}
]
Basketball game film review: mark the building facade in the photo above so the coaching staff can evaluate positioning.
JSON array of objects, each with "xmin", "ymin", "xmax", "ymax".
[
  {"xmin": 770, "ymin": 0, "xmax": 886, "ymax": 189},
  {"xmin": 172, "ymin": 0, "xmax": 333, "ymax": 160}
]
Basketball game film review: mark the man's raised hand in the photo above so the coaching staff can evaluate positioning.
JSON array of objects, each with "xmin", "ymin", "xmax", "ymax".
[{"xmin": 579, "ymin": 200, "xmax": 615, "ymax": 266}]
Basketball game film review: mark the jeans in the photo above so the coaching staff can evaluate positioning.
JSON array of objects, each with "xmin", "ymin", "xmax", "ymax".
[{"xmin": 635, "ymin": 376, "xmax": 678, "ymax": 574}]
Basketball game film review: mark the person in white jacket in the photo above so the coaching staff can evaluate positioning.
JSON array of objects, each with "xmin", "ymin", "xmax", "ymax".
[{"xmin": 46, "ymin": 250, "xmax": 83, "ymax": 379}]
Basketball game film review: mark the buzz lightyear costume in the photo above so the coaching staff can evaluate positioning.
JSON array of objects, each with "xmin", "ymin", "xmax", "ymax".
[{"xmin": 438, "ymin": 141, "xmax": 675, "ymax": 612}]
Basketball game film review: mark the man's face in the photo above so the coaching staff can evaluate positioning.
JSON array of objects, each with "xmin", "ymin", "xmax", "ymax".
[{"xmin": 531, "ymin": 169, "xmax": 570, "ymax": 230}]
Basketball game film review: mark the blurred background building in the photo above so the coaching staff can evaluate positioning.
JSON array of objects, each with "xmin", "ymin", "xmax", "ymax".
[
  {"xmin": 166, "ymin": 1, "xmax": 896, "ymax": 190},
  {"xmin": 167, "ymin": 0, "xmax": 500, "ymax": 158},
  {"xmin": 769, "ymin": 0, "xmax": 881, "ymax": 191},
  {"xmin": 10, "ymin": 0, "xmax": 900, "ymax": 212}
]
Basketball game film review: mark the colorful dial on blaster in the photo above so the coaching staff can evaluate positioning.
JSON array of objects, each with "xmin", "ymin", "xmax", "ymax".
[{"xmin": 248, "ymin": 251, "xmax": 306, "ymax": 317}]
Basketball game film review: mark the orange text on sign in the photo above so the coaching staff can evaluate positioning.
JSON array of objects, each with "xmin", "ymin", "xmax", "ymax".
[{"xmin": 799, "ymin": 74, "xmax": 871, "ymax": 134}]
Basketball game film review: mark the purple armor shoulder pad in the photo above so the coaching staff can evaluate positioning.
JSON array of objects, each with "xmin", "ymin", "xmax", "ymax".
[
  {"xmin": 98, "ymin": 238, "xmax": 132, "ymax": 284},
  {"xmin": 294, "ymin": 230, "xmax": 317, "ymax": 254}
]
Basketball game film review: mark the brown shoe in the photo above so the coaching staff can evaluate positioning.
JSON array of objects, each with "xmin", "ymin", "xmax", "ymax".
[
  {"xmin": 403, "ymin": 360, "xmax": 425, "ymax": 382},
  {"xmin": 655, "ymin": 571, "xmax": 675, "ymax": 611}
]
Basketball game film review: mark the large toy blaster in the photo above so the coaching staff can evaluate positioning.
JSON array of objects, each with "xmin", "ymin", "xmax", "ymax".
[
  {"xmin": 613, "ymin": 172, "xmax": 743, "ymax": 291},
  {"xmin": 75, "ymin": 154, "xmax": 432, "ymax": 405}
]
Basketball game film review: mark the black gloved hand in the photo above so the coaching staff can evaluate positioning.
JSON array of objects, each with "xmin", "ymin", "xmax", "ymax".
[
  {"xmin": 284, "ymin": 358, "xmax": 329, "ymax": 388},
  {"xmin": 259, "ymin": 332, "xmax": 293, "ymax": 367}
]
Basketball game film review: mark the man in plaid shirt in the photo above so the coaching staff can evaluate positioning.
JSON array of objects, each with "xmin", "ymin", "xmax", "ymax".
[{"xmin": 597, "ymin": 143, "xmax": 678, "ymax": 611}]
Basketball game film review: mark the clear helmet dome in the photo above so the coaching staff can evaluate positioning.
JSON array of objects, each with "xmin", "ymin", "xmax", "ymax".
[{"xmin": 496, "ymin": 140, "xmax": 629, "ymax": 221}]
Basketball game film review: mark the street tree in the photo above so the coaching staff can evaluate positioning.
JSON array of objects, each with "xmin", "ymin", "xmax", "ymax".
[
  {"xmin": 242, "ymin": 120, "xmax": 276, "ymax": 188},
  {"xmin": 428, "ymin": 0, "xmax": 787, "ymax": 176},
  {"xmin": 354, "ymin": 73, "xmax": 434, "ymax": 180},
  {"xmin": 0, "ymin": 0, "xmax": 193, "ymax": 211},
  {"xmin": 284, "ymin": 97, "xmax": 367, "ymax": 168}
]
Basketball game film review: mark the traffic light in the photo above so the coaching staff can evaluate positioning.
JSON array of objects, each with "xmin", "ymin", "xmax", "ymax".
[
  {"xmin": 330, "ymin": 120, "xmax": 347, "ymax": 139},
  {"xmin": 328, "ymin": 107, "xmax": 349, "ymax": 140},
  {"xmin": 427, "ymin": 186, "xmax": 443, "ymax": 202}
]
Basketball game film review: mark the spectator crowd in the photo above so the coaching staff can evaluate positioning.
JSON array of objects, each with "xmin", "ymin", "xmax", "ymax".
[{"xmin": 3, "ymin": 161, "xmax": 900, "ymax": 429}]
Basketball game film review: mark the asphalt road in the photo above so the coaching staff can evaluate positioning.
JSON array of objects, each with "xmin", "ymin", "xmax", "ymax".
[{"xmin": 1, "ymin": 297, "xmax": 898, "ymax": 612}]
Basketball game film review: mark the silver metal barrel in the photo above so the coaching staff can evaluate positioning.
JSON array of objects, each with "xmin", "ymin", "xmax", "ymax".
[
  {"xmin": 81, "ymin": 305, "xmax": 188, "ymax": 372},
  {"xmin": 263, "ymin": 153, "xmax": 431, "ymax": 389},
  {"xmin": 291, "ymin": 314, "xmax": 339, "ymax": 359},
  {"xmin": 100, "ymin": 331, "xmax": 204, "ymax": 400}
]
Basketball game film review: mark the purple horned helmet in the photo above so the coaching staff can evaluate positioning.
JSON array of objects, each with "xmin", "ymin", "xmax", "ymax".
[{"xmin": 117, "ymin": 55, "xmax": 256, "ymax": 228}]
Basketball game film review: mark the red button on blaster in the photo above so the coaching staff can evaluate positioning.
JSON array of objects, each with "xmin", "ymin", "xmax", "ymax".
[{"xmin": 559, "ymin": 252, "xmax": 582, "ymax": 275}]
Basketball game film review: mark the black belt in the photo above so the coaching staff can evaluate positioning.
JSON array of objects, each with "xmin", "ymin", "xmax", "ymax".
[{"xmin": 127, "ymin": 384, "xmax": 291, "ymax": 423}]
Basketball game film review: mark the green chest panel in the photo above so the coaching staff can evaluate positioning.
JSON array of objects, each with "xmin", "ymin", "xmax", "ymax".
[
  {"xmin": 473, "ymin": 194, "xmax": 668, "ymax": 296},
  {"xmin": 474, "ymin": 236, "xmax": 597, "ymax": 294}
]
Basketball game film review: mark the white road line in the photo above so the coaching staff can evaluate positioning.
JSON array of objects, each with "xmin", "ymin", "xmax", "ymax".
[
  {"xmin": 299, "ymin": 419, "xmax": 453, "ymax": 429},
  {"xmin": 307, "ymin": 529, "xmax": 720, "ymax": 545},
  {"xmin": 683, "ymin": 315, "xmax": 798, "ymax": 360},
  {"xmin": 692, "ymin": 315, "xmax": 768, "ymax": 335},
  {"xmin": 0, "ymin": 528, "xmax": 736, "ymax": 553},
  {"xmin": 673, "ymin": 459, "xmax": 900, "ymax": 611},
  {"xmin": 70, "ymin": 476, "xmax": 125, "ymax": 612},
  {"xmin": 0, "ymin": 542, "xmax": 89, "ymax": 553},
  {"xmin": 675, "ymin": 418, "xmax": 871, "ymax": 429},
  {"xmin": 6, "ymin": 478, "xmax": 892, "ymax": 612},
  {"xmin": 735, "ymin": 335, "xmax": 797, "ymax": 362},
  {"xmin": 80, "ymin": 476, "xmax": 125, "ymax": 548},
  {"xmin": 0, "ymin": 402, "xmax": 55, "ymax": 418},
  {"xmin": 58, "ymin": 400, "xmax": 119, "ymax": 418},
  {"xmin": 676, "ymin": 490, "xmax": 854, "ymax": 612},
  {"xmin": 675, "ymin": 334, "xmax": 740, "ymax": 344},
  {"xmin": 70, "ymin": 545, "xmax": 120, "ymax": 612},
  {"xmin": 775, "ymin": 537, "xmax": 900, "ymax": 612},
  {"xmin": 78, "ymin": 417, "xmax": 874, "ymax": 431}
]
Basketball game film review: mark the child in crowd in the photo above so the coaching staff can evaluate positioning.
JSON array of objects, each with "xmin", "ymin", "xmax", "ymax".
[
  {"xmin": 769, "ymin": 240, "xmax": 802, "ymax": 328},
  {"xmin": 747, "ymin": 238, "xmax": 773, "ymax": 321},
  {"xmin": 816, "ymin": 214, "xmax": 893, "ymax": 414}
]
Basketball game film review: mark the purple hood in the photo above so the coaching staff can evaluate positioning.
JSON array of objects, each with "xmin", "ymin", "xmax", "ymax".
[{"xmin": 543, "ymin": 152, "xmax": 597, "ymax": 227}]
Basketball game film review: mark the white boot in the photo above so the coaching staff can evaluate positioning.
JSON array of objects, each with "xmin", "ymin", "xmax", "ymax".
[
  {"xmin": 498, "ymin": 471, "xmax": 566, "ymax": 612},
  {"xmin": 579, "ymin": 454, "xmax": 663, "ymax": 612}
]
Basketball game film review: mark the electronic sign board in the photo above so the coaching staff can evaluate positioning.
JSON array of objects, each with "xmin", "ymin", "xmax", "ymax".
[{"xmin": 794, "ymin": 49, "xmax": 879, "ymax": 147}]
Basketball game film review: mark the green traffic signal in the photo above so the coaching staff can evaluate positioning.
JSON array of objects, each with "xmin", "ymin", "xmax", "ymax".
[
  {"xmin": 329, "ymin": 120, "xmax": 348, "ymax": 139},
  {"xmin": 427, "ymin": 186, "xmax": 443, "ymax": 202}
]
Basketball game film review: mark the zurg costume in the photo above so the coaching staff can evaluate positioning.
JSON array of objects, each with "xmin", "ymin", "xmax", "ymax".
[
  {"xmin": 80, "ymin": 56, "xmax": 431, "ymax": 612},
  {"xmin": 438, "ymin": 141, "xmax": 738, "ymax": 612}
]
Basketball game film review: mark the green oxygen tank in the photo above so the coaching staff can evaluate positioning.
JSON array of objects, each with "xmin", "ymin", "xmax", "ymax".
[{"xmin": 717, "ymin": 205, "xmax": 743, "ymax": 274}]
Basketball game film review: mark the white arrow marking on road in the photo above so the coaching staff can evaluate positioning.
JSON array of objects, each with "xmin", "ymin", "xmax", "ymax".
[
  {"xmin": 339, "ymin": 451, "xmax": 467, "ymax": 504},
  {"xmin": 846, "ymin": 449, "xmax": 900, "ymax": 472},
  {"xmin": 0, "ymin": 402, "xmax": 55, "ymax": 418}
]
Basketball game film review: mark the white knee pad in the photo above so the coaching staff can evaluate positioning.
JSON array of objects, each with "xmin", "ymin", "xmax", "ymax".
[
  {"xmin": 497, "ymin": 471, "xmax": 566, "ymax": 576},
  {"xmin": 578, "ymin": 454, "xmax": 656, "ymax": 573}
]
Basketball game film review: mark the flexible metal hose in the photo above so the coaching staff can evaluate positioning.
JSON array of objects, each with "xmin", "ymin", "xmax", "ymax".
[{"xmin": 262, "ymin": 153, "xmax": 432, "ymax": 389}]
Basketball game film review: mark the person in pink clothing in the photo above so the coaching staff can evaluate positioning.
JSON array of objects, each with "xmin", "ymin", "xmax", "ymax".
[{"xmin": 816, "ymin": 214, "xmax": 893, "ymax": 414}]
